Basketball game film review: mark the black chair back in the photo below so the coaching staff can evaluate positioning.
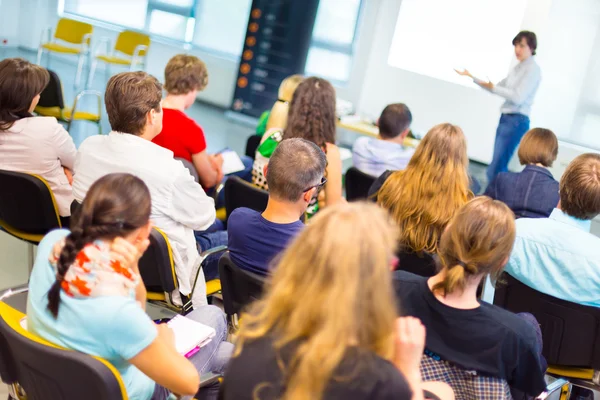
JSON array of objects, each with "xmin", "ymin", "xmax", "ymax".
[
  {"xmin": 224, "ymin": 176, "xmax": 269, "ymax": 221},
  {"xmin": 218, "ymin": 252, "xmax": 266, "ymax": 318},
  {"xmin": 139, "ymin": 228, "xmax": 178, "ymax": 295},
  {"xmin": 0, "ymin": 307, "xmax": 126, "ymax": 399},
  {"xmin": 0, "ymin": 170, "xmax": 61, "ymax": 236},
  {"xmin": 245, "ymin": 135, "xmax": 262, "ymax": 159},
  {"xmin": 345, "ymin": 167, "xmax": 376, "ymax": 201},
  {"xmin": 494, "ymin": 272, "xmax": 600, "ymax": 368},
  {"xmin": 37, "ymin": 69, "xmax": 65, "ymax": 109}
]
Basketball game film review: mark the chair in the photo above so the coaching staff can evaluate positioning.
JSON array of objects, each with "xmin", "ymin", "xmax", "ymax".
[
  {"xmin": 0, "ymin": 299, "xmax": 127, "ymax": 399},
  {"xmin": 218, "ymin": 252, "xmax": 266, "ymax": 326},
  {"xmin": 345, "ymin": 167, "xmax": 376, "ymax": 201},
  {"xmin": 245, "ymin": 134, "xmax": 262, "ymax": 160},
  {"xmin": 224, "ymin": 176, "xmax": 269, "ymax": 222},
  {"xmin": 0, "ymin": 170, "xmax": 62, "ymax": 270},
  {"xmin": 494, "ymin": 272, "xmax": 600, "ymax": 395},
  {"xmin": 87, "ymin": 30, "xmax": 150, "ymax": 87},
  {"xmin": 35, "ymin": 69, "xmax": 102, "ymax": 134},
  {"xmin": 140, "ymin": 227, "xmax": 224, "ymax": 314},
  {"xmin": 37, "ymin": 17, "xmax": 93, "ymax": 88}
]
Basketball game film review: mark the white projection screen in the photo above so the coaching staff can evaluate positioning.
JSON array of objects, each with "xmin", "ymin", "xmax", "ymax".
[{"xmin": 388, "ymin": 0, "xmax": 527, "ymax": 87}]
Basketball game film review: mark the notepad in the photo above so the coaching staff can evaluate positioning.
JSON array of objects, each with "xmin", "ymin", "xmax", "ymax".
[
  {"xmin": 167, "ymin": 315, "xmax": 216, "ymax": 357},
  {"xmin": 221, "ymin": 149, "xmax": 246, "ymax": 175}
]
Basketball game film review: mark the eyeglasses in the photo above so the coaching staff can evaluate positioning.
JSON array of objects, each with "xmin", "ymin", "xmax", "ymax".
[{"xmin": 303, "ymin": 177, "xmax": 327, "ymax": 192}]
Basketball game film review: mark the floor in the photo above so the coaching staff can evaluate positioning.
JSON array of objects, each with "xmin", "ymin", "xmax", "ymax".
[{"xmin": 0, "ymin": 47, "xmax": 488, "ymax": 293}]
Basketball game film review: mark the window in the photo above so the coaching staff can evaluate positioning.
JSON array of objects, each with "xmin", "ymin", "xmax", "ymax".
[{"xmin": 305, "ymin": 0, "xmax": 363, "ymax": 82}]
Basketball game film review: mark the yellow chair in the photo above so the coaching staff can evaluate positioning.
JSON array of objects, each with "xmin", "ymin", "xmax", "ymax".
[
  {"xmin": 87, "ymin": 30, "xmax": 151, "ymax": 87},
  {"xmin": 34, "ymin": 69, "xmax": 102, "ymax": 134},
  {"xmin": 37, "ymin": 18, "xmax": 93, "ymax": 88}
]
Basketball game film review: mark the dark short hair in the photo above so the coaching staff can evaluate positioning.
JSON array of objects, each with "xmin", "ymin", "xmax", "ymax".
[
  {"xmin": 518, "ymin": 128, "xmax": 558, "ymax": 167},
  {"xmin": 267, "ymin": 138, "xmax": 327, "ymax": 202},
  {"xmin": 0, "ymin": 58, "xmax": 49, "ymax": 131},
  {"xmin": 105, "ymin": 72, "xmax": 163, "ymax": 135},
  {"xmin": 560, "ymin": 153, "xmax": 600, "ymax": 220},
  {"xmin": 378, "ymin": 103, "xmax": 412, "ymax": 139},
  {"xmin": 513, "ymin": 31, "xmax": 537, "ymax": 55},
  {"xmin": 164, "ymin": 54, "xmax": 208, "ymax": 95}
]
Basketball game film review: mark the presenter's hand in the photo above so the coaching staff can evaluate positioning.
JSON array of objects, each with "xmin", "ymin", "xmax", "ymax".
[
  {"xmin": 480, "ymin": 81, "xmax": 495, "ymax": 90},
  {"xmin": 454, "ymin": 68, "xmax": 472, "ymax": 78}
]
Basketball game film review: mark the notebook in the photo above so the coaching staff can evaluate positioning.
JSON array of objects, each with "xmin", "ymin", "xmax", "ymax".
[
  {"xmin": 220, "ymin": 149, "xmax": 246, "ymax": 175},
  {"xmin": 167, "ymin": 315, "xmax": 216, "ymax": 357}
]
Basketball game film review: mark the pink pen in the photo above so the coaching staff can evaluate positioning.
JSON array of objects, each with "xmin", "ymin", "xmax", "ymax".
[{"xmin": 184, "ymin": 346, "xmax": 200, "ymax": 358}]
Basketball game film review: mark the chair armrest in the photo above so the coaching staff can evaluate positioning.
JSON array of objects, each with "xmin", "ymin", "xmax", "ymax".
[
  {"xmin": 92, "ymin": 36, "xmax": 112, "ymax": 58},
  {"xmin": 200, "ymin": 245, "xmax": 227, "ymax": 259},
  {"xmin": 199, "ymin": 372, "xmax": 221, "ymax": 388},
  {"xmin": 39, "ymin": 27, "xmax": 52, "ymax": 46},
  {"xmin": 132, "ymin": 44, "xmax": 148, "ymax": 60},
  {"xmin": 536, "ymin": 378, "xmax": 570, "ymax": 399},
  {"xmin": 0, "ymin": 284, "xmax": 29, "ymax": 302},
  {"xmin": 70, "ymin": 90, "xmax": 102, "ymax": 120},
  {"xmin": 81, "ymin": 33, "xmax": 93, "ymax": 51}
]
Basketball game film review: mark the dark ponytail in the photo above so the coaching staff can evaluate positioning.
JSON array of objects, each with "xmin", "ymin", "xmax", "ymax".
[{"xmin": 47, "ymin": 173, "xmax": 151, "ymax": 318}]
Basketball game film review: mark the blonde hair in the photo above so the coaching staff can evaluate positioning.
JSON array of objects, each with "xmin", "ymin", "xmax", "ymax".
[
  {"xmin": 377, "ymin": 123, "xmax": 472, "ymax": 255},
  {"xmin": 164, "ymin": 54, "xmax": 208, "ymax": 95},
  {"xmin": 517, "ymin": 128, "xmax": 558, "ymax": 167},
  {"xmin": 235, "ymin": 202, "xmax": 399, "ymax": 400},
  {"xmin": 266, "ymin": 74, "xmax": 304, "ymax": 131},
  {"xmin": 432, "ymin": 197, "xmax": 515, "ymax": 295}
]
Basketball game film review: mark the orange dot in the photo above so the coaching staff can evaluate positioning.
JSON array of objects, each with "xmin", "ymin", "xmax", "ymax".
[
  {"xmin": 240, "ymin": 63, "xmax": 251, "ymax": 74},
  {"xmin": 237, "ymin": 77, "xmax": 248, "ymax": 88},
  {"xmin": 246, "ymin": 36, "xmax": 256, "ymax": 47},
  {"xmin": 243, "ymin": 50, "xmax": 254, "ymax": 60},
  {"xmin": 251, "ymin": 8, "xmax": 262, "ymax": 18},
  {"xmin": 249, "ymin": 22, "xmax": 259, "ymax": 33}
]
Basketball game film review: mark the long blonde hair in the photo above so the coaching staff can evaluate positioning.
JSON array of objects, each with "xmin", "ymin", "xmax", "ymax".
[
  {"xmin": 377, "ymin": 123, "xmax": 472, "ymax": 254},
  {"xmin": 235, "ymin": 202, "xmax": 399, "ymax": 400},
  {"xmin": 266, "ymin": 74, "xmax": 304, "ymax": 131},
  {"xmin": 433, "ymin": 197, "xmax": 515, "ymax": 295}
]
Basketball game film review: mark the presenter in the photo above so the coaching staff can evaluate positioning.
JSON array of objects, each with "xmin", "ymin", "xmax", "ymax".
[{"xmin": 456, "ymin": 31, "xmax": 541, "ymax": 183}]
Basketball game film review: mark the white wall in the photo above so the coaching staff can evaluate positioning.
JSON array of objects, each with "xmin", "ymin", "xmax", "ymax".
[{"xmin": 0, "ymin": 0, "xmax": 21, "ymax": 47}]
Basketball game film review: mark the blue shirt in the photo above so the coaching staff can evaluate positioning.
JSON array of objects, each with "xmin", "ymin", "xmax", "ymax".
[
  {"xmin": 27, "ymin": 230, "xmax": 158, "ymax": 400},
  {"xmin": 352, "ymin": 136, "xmax": 415, "ymax": 177},
  {"xmin": 476, "ymin": 56, "xmax": 541, "ymax": 116},
  {"xmin": 505, "ymin": 209, "xmax": 600, "ymax": 307},
  {"xmin": 484, "ymin": 165, "xmax": 559, "ymax": 218},
  {"xmin": 227, "ymin": 207, "xmax": 304, "ymax": 275}
]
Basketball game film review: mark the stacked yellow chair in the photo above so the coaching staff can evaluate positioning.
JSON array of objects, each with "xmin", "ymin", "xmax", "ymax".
[{"xmin": 37, "ymin": 18, "xmax": 93, "ymax": 88}]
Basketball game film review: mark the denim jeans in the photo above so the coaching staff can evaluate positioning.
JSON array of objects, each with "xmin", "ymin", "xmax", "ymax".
[
  {"xmin": 194, "ymin": 229, "xmax": 228, "ymax": 281},
  {"xmin": 151, "ymin": 305, "xmax": 234, "ymax": 400},
  {"xmin": 487, "ymin": 113, "xmax": 530, "ymax": 182}
]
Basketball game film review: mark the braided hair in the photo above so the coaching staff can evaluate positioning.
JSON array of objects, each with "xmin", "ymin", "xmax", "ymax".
[{"xmin": 47, "ymin": 173, "xmax": 151, "ymax": 318}]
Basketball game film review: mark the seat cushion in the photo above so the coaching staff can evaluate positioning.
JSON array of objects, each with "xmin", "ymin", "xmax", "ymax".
[
  {"xmin": 41, "ymin": 43, "xmax": 83, "ymax": 55},
  {"xmin": 96, "ymin": 55, "xmax": 133, "ymax": 66},
  {"xmin": 62, "ymin": 108, "xmax": 100, "ymax": 122}
]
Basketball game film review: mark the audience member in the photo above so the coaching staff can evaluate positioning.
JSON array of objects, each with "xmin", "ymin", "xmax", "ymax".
[
  {"xmin": 372, "ymin": 123, "xmax": 472, "ymax": 276},
  {"xmin": 485, "ymin": 128, "xmax": 559, "ymax": 218},
  {"xmin": 394, "ymin": 197, "xmax": 547, "ymax": 399},
  {"xmin": 72, "ymin": 72, "xmax": 224, "ymax": 308},
  {"xmin": 255, "ymin": 74, "xmax": 304, "ymax": 136},
  {"xmin": 228, "ymin": 138, "xmax": 326, "ymax": 275},
  {"xmin": 0, "ymin": 58, "xmax": 76, "ymax": 218},
  {"xmin": 223, "ymin": 202, "xmax": 453, "ymax": 400},
  {"xmin": 505, "ymin": 153, "xmax": 600, "ymax": 307},
  {"xmin": 27, "ymin": 173, "xmax": 232, "ymax": 400},
  {"xmin": 352, "ymin": 103, "xmax": 415, "ymax": 177},
  {"xmin": 253, "ymin": 77, "xmax": 343, "ymax": 217},
  {"xmin": 152, "ymin": 54, "xmax": 252, "ymax": 190}
]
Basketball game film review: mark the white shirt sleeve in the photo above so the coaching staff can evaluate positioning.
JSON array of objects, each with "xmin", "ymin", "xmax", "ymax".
[
  {"xmin": 169, "ymin": 167, "xmax": 216, "ymax": 231},
  {"xmin": 50, "ymin": 120, "xmax": 77, "ymax": 169},
  {"xmin": 492, "ymin": 65, "xmax": 541, "ymax": 106}
]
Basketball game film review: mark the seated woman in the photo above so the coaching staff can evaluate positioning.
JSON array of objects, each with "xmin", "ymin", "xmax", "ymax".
[
  {"xmin": 0, "ymin": 58, "xmax": 76, "ymax": 218},
  {"xmin": 222, "ymin": 202, "xmax": 453, "ymax": 400},
  {"xmin": 153, "ymin": 54, "xmax": 252, "ymax": 191},
  {"xmin": 484, "ymin": 128, "xmax": 559, "ymax": 218},
  {"xmin": 371, "ymin": 123, "xmax": 472, "ymax": 277},
  {"xmin": 393, "ymin": 197, "xmax": 547, "ymax": 399},
  {"xmin": 253, "ymin": 77, "xmax": 343, "ymax": 217},
  {"xmin": 255, "ymin": 74, "xmax": 304, "ymax": 136},
  {"xmin": 27, "ymin": 173, "xmax": 233, "ymax": 400}
]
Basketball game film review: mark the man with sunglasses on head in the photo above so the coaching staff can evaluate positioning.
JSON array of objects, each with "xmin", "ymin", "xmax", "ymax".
[{"xmin": 227, "ymin": 138, "xmax": 327, "ymax": 275}]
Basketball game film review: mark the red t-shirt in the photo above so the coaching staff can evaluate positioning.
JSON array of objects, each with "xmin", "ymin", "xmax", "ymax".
[{"xmin": 152, "ymin": 108, "xmax": 207, "ymax": 162}]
